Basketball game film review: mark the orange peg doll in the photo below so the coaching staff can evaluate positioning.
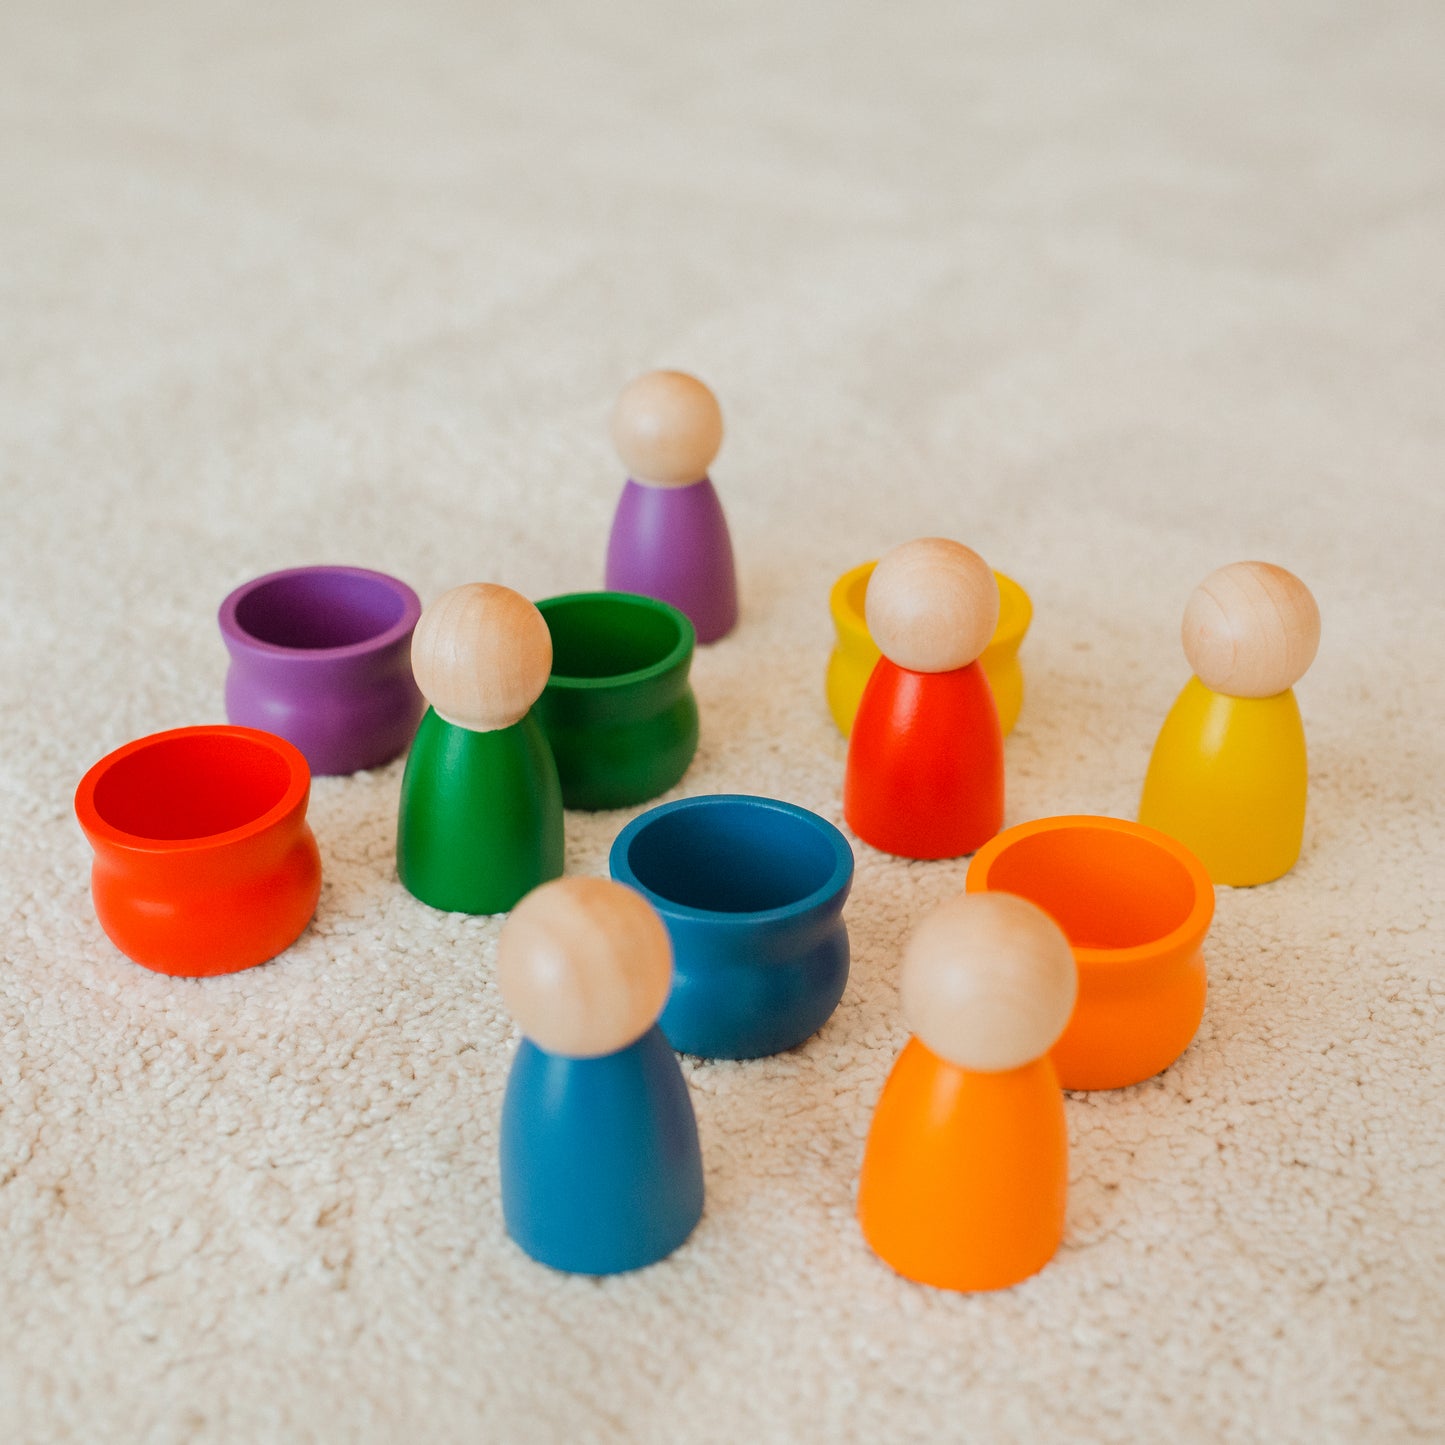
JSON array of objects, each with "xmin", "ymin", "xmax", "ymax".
[{"xmin": 857, "ymin": 891, "xmax": 1078, "ymax": 1291}]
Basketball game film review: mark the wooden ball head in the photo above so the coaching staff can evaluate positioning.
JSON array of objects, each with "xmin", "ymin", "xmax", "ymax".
[
  {"xmin": 411, "ymin": 583, "xmax": 553, "ymax": 732},
  {"xmin": 899, "ymin": 891, "xmax": 1077, "ymax": 1073},
  {"xmin": 611, "ymin": 371, "xmax": 723, "ymax": 488},
  {"xmin": 497, "ymin": 877, "xmax": 674, "ymax": 1058},
  {"xmin": 1182, "ymin": 561, "xmax": 1320, "ymax": 698},
  {"xmin": 866, "ymin": 538, "xmax": 1001, "ymax": 674}
]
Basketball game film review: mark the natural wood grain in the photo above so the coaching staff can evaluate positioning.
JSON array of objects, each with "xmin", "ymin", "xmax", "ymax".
[
  {"xmin": 410, "ymin": 583, "xmax": 553, "ymax": 732},
  {"xmin": 865, "ymin": 537, "xmax": 1001, "ymax": 673},
  {"xmin": 497, "ymin": 877, "xmax": 674, "ymax": 1058},
  {"xmin": 900, "ymin": 891, "xmax": 1077, "ymax": 1072},
  {"xmin": 1182, "ymin": 561, "xmax": 1321, "ymax": 697},
  {"xmin": 611, "ymin": 370, "xmax": 724, "ymax": 488}
]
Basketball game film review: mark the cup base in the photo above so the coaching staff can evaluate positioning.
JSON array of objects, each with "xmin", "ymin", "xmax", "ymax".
[{"xmin": 660, "ymin": 925, "xmax": 851, "ymax": 1060}]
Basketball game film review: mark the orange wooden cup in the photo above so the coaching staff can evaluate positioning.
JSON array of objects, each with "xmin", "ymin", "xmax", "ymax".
[
  {"xmin": 75, "ymin": 725, "xmax": 321, "ymax": 976},
  {"xmin": 966, "ymin": 816, "xmax": 1214, "ymax": 1090}
]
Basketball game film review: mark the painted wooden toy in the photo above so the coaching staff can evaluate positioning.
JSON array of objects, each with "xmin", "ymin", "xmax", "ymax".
[
  {"xmin": 75, "ymin": 725, "xmax": 322, "ymax": 976},
  {"xmin": 219, "ymin": 565, "xmax": 424, "ymax": 776},
  {"xmin": 843, "ymin": 537, "xmax": 1005, "ymax": 858},
  {"xmin": 605, "ymin": 370, "xmax": 739, "ymax": 644},
  {"xmin": 857, "ymin": 891, "xmax": 1077, "ymax": 1291},
  {"xmin": 498, "ymin": 877, "xmax": 705, "ymax": 1275},
  {"xmin": 532, "ymin": 591, "xmax": 699, "ymax": 810},
  {"xmin": 609, "ymin": 793, "xmax": 854, "ymax": 1059},
  {"xmin": 826, "ymin": 559, "xmax": 1033, "ymax": 739},
  {"xmin": 396, "ymin": 584, "xmax": 564, "ymax": 914},
  {"xmin": 1139, "ymin": 561, "xmax": 1321, "ymax": 886},
  {"xmin": 968, "ymin": 815, "xmax": 1214, "ymax": 1091}
]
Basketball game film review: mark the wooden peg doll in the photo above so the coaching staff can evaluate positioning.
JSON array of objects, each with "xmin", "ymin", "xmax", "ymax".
[
  {"xmin": 497, "ymin": 877, "xmax": 705, "ymax": 1275},
  {"xmin": 396, "ymin": 583, "xmax": 564, "ymax": 913},
  {"xmin": 1139, "ymin": 561, "xmax": 1321, "ymax": 885},
  {"xmin": 605, "ymin": 370, "xmax": 739, "ymax": 644},
  {"xmin": 857, "ymin": 891, "xmax": 1077, "ymax": 1291},
  {"xmin": 843, "ymin": 537, "xmax": 1004, "ymax": 858}
]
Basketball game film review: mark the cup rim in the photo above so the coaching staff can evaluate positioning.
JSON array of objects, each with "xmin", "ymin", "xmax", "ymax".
[
  {"xmin": 828, "ymin": 561, "xmax": 878, "ymax": 650},
  {"xmin": 536, "ymin": 590, "xmax": 695, "ymax": 692},
  {"xmin": 218, "ymin": 564, "xmax": 422, "ymax": 661},
  {"xmin": 829, "ymin": 561, "xmax": 1032, "ymax": 651},
  {"xmin": 610, "ymin": 792, "xmax": 854, "ymax": 925},
  {"xmin": 966, "ymin": 814, "xmax": 1214, "ymax": 967},
  {"xmin": 75, "ymin": 725, "xmax": 311, "ymax": 855}
]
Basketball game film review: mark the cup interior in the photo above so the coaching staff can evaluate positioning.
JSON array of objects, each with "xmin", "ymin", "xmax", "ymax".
[
  {"xmin": 542, "ymin": 594, "xmax": 687, "ymax": 682},
  {"xmin": 624, "ymin": 801, "xmax": 841, "ymax": 914},
  {"xmin": 844, "ymin": 568, "xmax": 872, "ymax": 626},
  {"xmin": 984, "ymin": 825, "xmax": 1199, "ymax": 952},
  {"xmin": 233, "ymin": 571, "xmax": 408, "ymax": 651},
  {"xmin": 91, "ymin": 733, "xmax": 294, "ymax": 841}
]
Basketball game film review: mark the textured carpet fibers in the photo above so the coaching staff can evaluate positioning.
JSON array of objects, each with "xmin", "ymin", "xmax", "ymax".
[{"xmin": 1, "ymin": 1, "xmax": 1442, "ymax": 1440}]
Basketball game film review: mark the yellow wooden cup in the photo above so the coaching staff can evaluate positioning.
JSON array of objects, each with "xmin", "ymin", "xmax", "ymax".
[{"xmin": 825, "ymin": 561, "xmax": 1032, "ymax": 737}]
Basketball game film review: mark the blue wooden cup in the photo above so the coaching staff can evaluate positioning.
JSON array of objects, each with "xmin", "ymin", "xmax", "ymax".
[{"xmin": 609, "ymin": 794, "xmax": 854, "ymax": 1058}]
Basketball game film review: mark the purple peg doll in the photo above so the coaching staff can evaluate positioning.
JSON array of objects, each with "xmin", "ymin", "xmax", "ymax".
[{"xmin": 605, "ymin": 371, "xmax": 739, "ymax": 644}]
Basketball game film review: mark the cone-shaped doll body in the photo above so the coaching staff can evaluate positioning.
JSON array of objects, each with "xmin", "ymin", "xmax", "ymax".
[
  {"xmin": 861, "ymin": 1041, "xmax": 1067, "ymax": 1290},
  {"xmin": 501, "ymin": 1027, "xmax": 703, "ymax": 1274},
  {"xmin": 396, "ymin": 584, "xmax": 564, "ymax": 913},
  {"xmin": 844, "ymin": 538, "xmax": 1004, "ymax": 858},
  {"xmin": 497, "ymin": 878, "xmax": 704, "ymax": 1275},
  {"xmin": 606, "ymin": 478, "xmax": 737, "ymax": 644},
  {"xmin": 858, "ymin": 893, "xmax": 1077, "ymax": 1292},
  {"xmin": 1140, "ymin": 562, "xmax": 1320, "ymax": 886},
  {"xmin": 398, "ymin": 710, "xmax": 563, "ymax": 913},
  {"xmin": 604, "ymin": 371, "xmax": 738, "ymax": 643}
]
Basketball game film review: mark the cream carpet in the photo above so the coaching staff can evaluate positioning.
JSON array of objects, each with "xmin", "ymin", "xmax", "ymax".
[{"xmin": 2, "ymin": 1, "xmax": 1442, "ymax": 1440}]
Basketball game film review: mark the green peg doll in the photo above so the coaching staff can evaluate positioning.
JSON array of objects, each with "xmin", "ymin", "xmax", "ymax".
[{"xmin": 397, "ymin": 583, "xmax": 564, "ymax": 913}]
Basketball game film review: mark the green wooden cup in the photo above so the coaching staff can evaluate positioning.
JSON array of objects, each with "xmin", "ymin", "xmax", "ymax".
[{"xmin": 533, "ymin": 592, "xmax": 700, "ymax": 811}]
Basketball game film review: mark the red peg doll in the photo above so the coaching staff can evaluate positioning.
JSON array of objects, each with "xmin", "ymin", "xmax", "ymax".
[{"xmin": 843, "ymin": 537, "xmax": 1004, "ymax": 858}]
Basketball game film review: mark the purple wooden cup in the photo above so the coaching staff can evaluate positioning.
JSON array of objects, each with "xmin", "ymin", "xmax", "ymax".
[{"xmin": 219, "ymin": 565, "xmax": 425, "ymax": 776}]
